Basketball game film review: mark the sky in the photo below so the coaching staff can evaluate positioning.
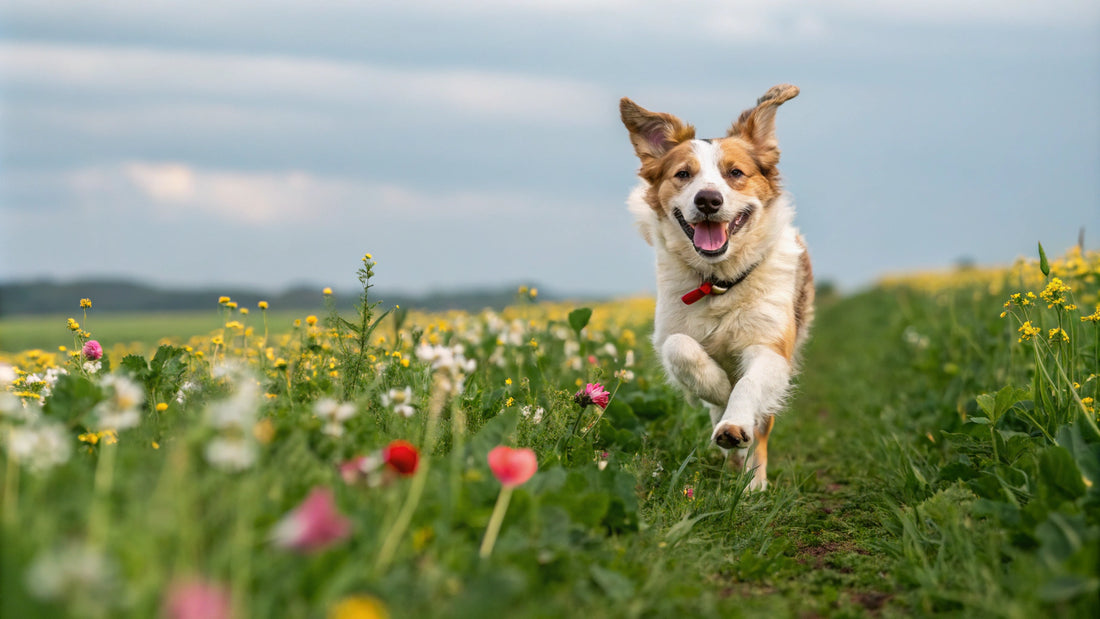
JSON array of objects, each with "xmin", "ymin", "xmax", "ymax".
[{"xmin": 1, "ymin": 1, "xmax": 1098, "ymax": 298}]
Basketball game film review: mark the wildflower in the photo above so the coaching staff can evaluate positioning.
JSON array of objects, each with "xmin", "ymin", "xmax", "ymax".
[
  {"xmin": 363, "ymin": 253, "xmax": 373, "ymax": 261},
  {"xmin": 156, "ymin": 402, "xmax": 169, "ymax": 412},
  {"xmin": 258, "ymin": 300, "xmax": 269, "ymax": 310},
  {"xmin": 1082, "ymin": 306, "xmax": 1100, "ymax": 323},
  {"xmin": 93, "ymin": 374, "xmax": 145, "ymax": 431},
  {"xmin": 383, "ymin": 440, "xmax": 420, "ymax": 476},
  {"xmin": 80, "ymin": 340, "xmax": 103, "ymax": 361},
  {"xmin": 5, "ymin": 422, "xmax": 71, "ymax": 472},
  {"xmin": 80, "ymin": 298, "xmax": 92, "ymax": 309},
  {"xmin": 505, "ymin": 378, "xmax": 512, "ymax": 386},
  {"xmin": 529, "ymin": 287, "xmax": 538, "ymax": 299},
  {"xmin": 218, "ymin": 296, "xmax": 231, "ymax": 304},
  {"xmin": 82, "ymin": 360, "xmax": 102, "ymax": 374},
  {"xmin": 329, "ymin": 595, "xmax": 391, "ymax": 619},
  {"xmin": 574, "ymin": 382, "xmax": 611, "ymax": 409},
  {"xmin": 1039, "ymin": 277, "xmax": 1071, "ymax": 308},
  {"xmin": 1017, "ymin": 321, "xmax": 1041, "ymax": 342},
  {"xmin": 164, "ymin": 578, "xmax": 233, "ymax": 619},
  {"xmin": 487, "ymin": 446, "xmax": 538, "ymax": 488},
  {"xmin": 271, "ymin": 487, "xmax": 352, "ymax": 553},
  {"xmin": 1048, "ymin": 327, "xmax": 1069, "ymax": 343},
  {"xmin": 380, "ymin": 387, "xmax": 415, "ymax": 418},
  {"xmin": 614, "ymin": 368, "xmax": 635, "ymax": 382},
  {"xmin": 205, "ymin": 437, "xmax": 257, "ymax": 471},
  {"xmin": 66, "ymin": 318, "xmax": 80, "ymax": 331},
  {"xmin": 253, "ymin": 418, "xmax": 276, "ymax": 444},
  {"xmin": 25, "ymin": 543, "xmax": 119, "ymax": 611},
  {"xmin": 226, "ymin": 302, "xmax": 237, "ymax": 310},
  {"xmin": 323, "ymin": 287, "xmax": 333, "ymax": 295},
  {"xmin": 306, "ymin": 315, "xmax": 319, "ymax": 327},
  {"xmin": 314, "ymin": 398, "xmax": 357, "ymax": 437},
  {"xmin": 239, "ymin": 307, "xmax": 249, "ymax": 315},
  {"xmin": 520, "ymin": 405, "xmax": 545, "ymax": 424},
  {"xmin": 225, "ymin": 321, "xmax": 244, "ymax": 330},
  {"xmin": 683, "ymin": 486, "xmax": 695, "ymax": 500}
]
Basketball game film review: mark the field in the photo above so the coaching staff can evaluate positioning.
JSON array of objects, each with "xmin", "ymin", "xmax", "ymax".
[{"xmin": 2, "ymin": 249, "xmax": 1098, "ymax": 618}]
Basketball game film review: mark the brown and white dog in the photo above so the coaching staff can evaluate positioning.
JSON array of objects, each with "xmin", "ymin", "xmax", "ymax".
[{"xmin": 620, "ymin": 84, "xmax": 814, "ymax": 490}]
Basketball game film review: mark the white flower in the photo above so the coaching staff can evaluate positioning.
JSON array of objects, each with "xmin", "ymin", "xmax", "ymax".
[
  {"xmin": 82, "ymin": 361, "xmax": 101, "ymax": 375},
  {"xmin": 614, "ymin": 369, "xmax": 635, "ymax": 383},
  {"xmin": 416, "ymin": 343, "xmax": 477, "ymax": 396},
  {"xmin": 520, "ymin": 405, "xmax": 545, "ymax": 424},
  {"xmin": 93, "ymin": 374, "xmax": 144, "ymax": 431},
  {"xmin": 0, "ymin": 362, "xmax": 16, "ymax": 386},
  {"xmin": 381, "ymin": 387, "xmax": 416, "ymax": 418},
  {"xmin": 205, "ymin": 436, "xmax": 257, "ymax": 471},
  {"xmin": 625, "ymin": 350, "xmax": 635, "ymax": 368},
  {"xmin": 175, "ymin": 380, "xmax": 198, "ymax": 404},
  {"xmin": 314, "ymin": 398, "xmax": 357, "ymax": 437},
  {"xmin": 602, "ymin": 342, "xmax": 618, "ymax": 358},
  {"xmin": 26, "ymin": 542, "xmax": 117, "ymax": 606},
  {"xmin": 5, "ymin": 422, "xmax": 71, "ymax": 472}
]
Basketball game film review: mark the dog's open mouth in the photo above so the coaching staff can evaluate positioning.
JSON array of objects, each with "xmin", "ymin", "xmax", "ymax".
[{"xmin": 673, "ymin": 207, "xmax": 752, "ymax": 257}]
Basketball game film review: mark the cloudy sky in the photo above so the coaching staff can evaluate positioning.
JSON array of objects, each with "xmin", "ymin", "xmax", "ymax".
[{"xmin": 2, "ymin": 1, "xmax": 1098, "ymax": 297}]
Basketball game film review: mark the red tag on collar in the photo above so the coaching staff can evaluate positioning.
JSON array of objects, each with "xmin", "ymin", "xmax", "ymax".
[{"xmin": 681, "ymin": 281, "xmax": 713, "ymax": 305}]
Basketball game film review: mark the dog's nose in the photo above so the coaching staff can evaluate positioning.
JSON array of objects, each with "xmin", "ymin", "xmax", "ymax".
[{"xmin": 694, "ymin": 189, "xmax": 723, "ymax": 214}]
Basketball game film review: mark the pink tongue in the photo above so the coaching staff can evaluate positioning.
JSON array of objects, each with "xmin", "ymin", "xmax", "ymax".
[{"xmin": 693, "ymin": 221, "xmax": 728, "ymax": 251}]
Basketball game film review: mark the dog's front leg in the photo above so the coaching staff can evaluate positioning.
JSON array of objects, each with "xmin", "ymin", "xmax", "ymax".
[
  {"xmin": 711, "ymin": 345, "xmax": 791, "ymax": 489},
  {"xmin": 660, "ymin": 334, "xmax": 732, "ymax": 408}
]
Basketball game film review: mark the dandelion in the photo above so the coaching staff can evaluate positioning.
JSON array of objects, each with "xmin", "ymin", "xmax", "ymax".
[
  {"xmin": 271, "ymin": 487, "xmax": 352, "ymax": 553},
  {"xmin": 226, "ymin": 302, "xmax": 238, "ymax": 310},
  {"xmin": 258, "ymin": 300, "xmax": 269, "ymax": 310},
  {"xmin": 574, "ymin": 382, "xmax": 611, "ymax": 409},
  {"xmin": 239, "ymin": 307, "xmax": 249, "ymax": 316},
  {"xmin": 218, "ymin": 296, "xmax": 231, "ymax": 304},
  {"xmin": 480, "ymin": 446, "xmax": 538, "ymax": 559},
  {"xmin": 163, "ymin": 578, "xmax": 233, "ymax": 619}
]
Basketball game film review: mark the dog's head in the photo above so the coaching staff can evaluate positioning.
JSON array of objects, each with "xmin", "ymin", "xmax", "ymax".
[{"xmin": 620, "ymin": 85, "xmax": 798, "ymax": 263}]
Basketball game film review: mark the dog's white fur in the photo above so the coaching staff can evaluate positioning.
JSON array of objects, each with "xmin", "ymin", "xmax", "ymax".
[{"xmin": 621, "ymin": 87, "xmax": 813, "ymax": 490}]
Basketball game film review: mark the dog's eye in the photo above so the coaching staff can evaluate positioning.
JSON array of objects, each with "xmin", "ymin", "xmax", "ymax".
[
  {"xmin": 728, "ymin": 168, "xmax": 744, "ymax": 179},
  {"xmin": 674, "ymin": 170, "xmax": 691, "ymax": 179}
]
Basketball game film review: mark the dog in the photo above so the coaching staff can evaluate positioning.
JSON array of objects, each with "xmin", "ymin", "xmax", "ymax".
[{"xmin": 620, "ymin": 84, "xmax": 814, "ymax": 490}]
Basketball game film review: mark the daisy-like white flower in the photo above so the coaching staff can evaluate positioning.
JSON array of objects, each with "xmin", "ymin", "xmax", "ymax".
[
  {"xmin": 205, "ymin": 437, "xmax": 256, "ymax": 471},
  {"xmin": 314, "ymin": 398, "xmax": 357, "ymax": 437},
  {"xmin": 416, "ymin": 343, "xmax": 477, "ymax": 396},
  {"xmin": 380, "ymin": 387, "xmax": 415, "ymax": 418},
  {"xmin": 5, "ymin": 422, "xmax": 71, "ymax": 472},
  {"xmin": 93, "ymin": 374, "xmax": 145, "ymax": 431}
]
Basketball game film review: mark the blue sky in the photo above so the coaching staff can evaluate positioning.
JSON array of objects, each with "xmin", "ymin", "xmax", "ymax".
[{"xmin": 2, "ymin": 1, "xmax": 1098, "ymax": 297}]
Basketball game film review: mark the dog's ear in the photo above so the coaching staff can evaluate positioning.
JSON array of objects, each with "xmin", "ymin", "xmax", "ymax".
[
  {"xmin": 727, "ymin": 84, "xmax": 799, "ymax": 174},
  {"xmin": 620, "ymin": 98, "xmax": 695, "ymax": 163}
]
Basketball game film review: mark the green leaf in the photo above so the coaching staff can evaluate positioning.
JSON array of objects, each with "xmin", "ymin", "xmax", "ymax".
[
  {"xmin": 1037, "ymin": 446, "xmax": 1087, "ymax": 506},
  {"xmin": 42, "ymin": 372, "xmax": 102, "ymax": 425},
  {"xmin": 1038, "ymin": 241, "xmax": 1050, "ymax": 276},
  {"xmin": 589, "ymin": 565, "xmax": 634, "ymax": 602},
  {"xmin": 567, "ymin": 307, "xmax": 592, "ymax": 336},
  {"xmin": 974, "ymin": 385, "xmax": 1028, "ymax": 424},
  {"xmin": 664, "ymin": 509, "xmax": 726, "ymax": 544}
]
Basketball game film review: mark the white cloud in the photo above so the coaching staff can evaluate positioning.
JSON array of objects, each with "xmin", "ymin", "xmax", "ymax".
[
  {"xmin": 0, "ymin": 42, "xmax": 608, "ymax": 125},
  {"xmin": 8, "ymin": 162, "xmax": 573, "ymax": 226}
]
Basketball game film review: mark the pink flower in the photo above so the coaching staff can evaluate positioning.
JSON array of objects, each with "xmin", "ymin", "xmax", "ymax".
[
  {"xmin": 339, "ymin": 455, "xmax": 368, "ymax": 485},
  {"xmin": 487, "ymin": 446, "xmax": 538, "ymax": 488},
  {"xmin": 271, "ymin": 487, "xmax": 351, "ymax": 553},
  {"xmin": 82, "ymin": 340, "xmax": 103, "ymax": 360},
  {"xmin": 164, "ymin": 578, "xmax": 232, "ymax": 619},
  {"xmin": 573, "ymin": 382, "xmax": 610, "ymax": 410}
]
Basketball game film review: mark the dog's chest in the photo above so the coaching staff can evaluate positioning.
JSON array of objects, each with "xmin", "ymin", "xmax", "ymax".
[{"xmin": 652, "ymin": 291, "xmax": 769, "ymax": 371}]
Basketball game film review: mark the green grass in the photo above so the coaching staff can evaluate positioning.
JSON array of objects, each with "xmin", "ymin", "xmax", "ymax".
[
  {"xmin": 1, "ymin": 255, "xmax": 1097, "ymax": 618},
  {"xmin": 0, "ymin": 310, "xmax": 310, "ymax": 354}
]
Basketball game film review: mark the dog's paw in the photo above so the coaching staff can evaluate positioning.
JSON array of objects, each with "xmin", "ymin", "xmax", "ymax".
[
  {"xmin": 712, "ymin": 422, "xmax": 752, "ymax": 450},
  {"xmin": 747, "ymin": 475, "xmax": 768, "ymax": 492}
]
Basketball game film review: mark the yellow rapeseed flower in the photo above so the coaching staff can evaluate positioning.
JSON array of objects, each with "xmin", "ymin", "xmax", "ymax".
[
  {"xmin": 1039, "ymin": 277, "xmax": 1071, "ymax": 308},
  {"xmin": 1017, "ymin": 321, "xmax": 1041, "ymax": 342}
]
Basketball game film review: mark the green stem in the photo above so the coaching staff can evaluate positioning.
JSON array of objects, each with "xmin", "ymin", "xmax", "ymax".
[
  {"xmin": 479, "ymin": 486, "xmax": 514, "ymax": 560},
  {"xmin": 449, "ymin": 399, "xmax": 466, "ymax": 523},
  {"xmin": 374, "ymin": 456, "xmax": 430, "ymax": 573},
  {"xmin": 232, "ymin": 479, "xmax": 254, "ymax": 619},
  {"xmin": 580, "ymin": 381, "xmax": 623, "ymax": 438},
  {"xmin": 89, "ymin": 441, "xmax": 117, "ymax": 547},
  {"xmin": 2, "ymin": 443, "xmax": 18, "ymax": 527}
]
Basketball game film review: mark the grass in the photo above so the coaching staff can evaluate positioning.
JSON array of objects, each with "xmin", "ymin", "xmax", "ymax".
[{"xmin": 1, "ymin": 250, "xmax": 1098, "ymax": 618}]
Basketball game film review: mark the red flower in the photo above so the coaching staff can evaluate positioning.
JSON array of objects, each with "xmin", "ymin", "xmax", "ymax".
[
  {"xmin": 383, "ymin": 440, "xmax": 419, "ymax": 476},
  {"xmin": 271, "ymin": 487, "xmax": 351, "ymax": 553},
  {"xmin": 487, "ymin": 446, "xmax": 538, "ymax": 488},
  {"xmin": 573, "ymin": 382, "xmax": 610, "ymax": 410},
  {"xmin": 82, "ymin": 340, "xmax": 103, "ymax": 360}
]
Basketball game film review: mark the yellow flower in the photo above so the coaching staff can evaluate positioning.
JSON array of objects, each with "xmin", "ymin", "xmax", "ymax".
[
  {"xmin": 211, "ymin": 335, "xmax": 224, "ymax": 346},
  {"xmin": 254, "ymin": 418, "xmax": 276, "ymax": 444},
  {"xmin": 274, "ymin": 358, "xmax": 288, "ymax": 369},
  {"xmin": 1048, "ymin": 328, "xmax": 1069, "ymax": 343},
  {"xmin": 79, "ymin": 298, "xmax": 92, "ymax": 309},
  {"xmin": 79, "ymin": 432, "xmax": 100, "ymax": 445},
  {"xmin": 225, "ymin": 321, "xmax": 244, "ymax": 330},
  {"xmin": 323, "ymin": 287, "xmax": 333, "ymax": 295},
  {"xmin": 329, "ymin": 595, "xmax": 390, "ymax": 619},
  {"xmin": 363, "ymin": 253, "xmax": 373, "ymax": 261},
  {"xmin": 258, "ymin": 300, "xmax": 269, "ymax": 310},
  {"xmin": 529, "ymin": 287, "xmax": 538, "ymax": 299},
  {"xmin": 1017, "ymin": 321, "xmax": 1041, "ymax": 342},
  {"xmin": 58, "ymin": 346, "xmax": 67, "ymax": 352},
  {"xmin": 518, "ymin": 285, "xmax": 528, "ymax": 295},
  {"xmin": 66, "ymin": 318, "xmax": 80, "ymax": 331},
  {"xmin": 155, "ymin": 402, "xmax": 168, "ymax": 412},
  {"xmin": 505, "ymin": 378, "xmax": 513, "ymax": 386},
  {"xmin": 529, "ymin": 339, "xmax": 538, "ymax": 348},
  {"xmin": 152, "ymin": 441, "xmax": 160, "ymax": 450},
  {"xmin": 1039, "ymin": 277, "xmax": 1071, "ymax": 308},
  {"xmin": 294, "ymin": 319, "xmax": 302, "ymax": 328},
  {"xmin": 239, "ymin": 307, "xmax": 249, "ymax": 315},
  {"xmin": 505, "ymin": 397, "xmax": 515, "ymax": 407},
  {"xmin": 226, "ymin": 301, "xmax": 238, "ymax": 309},
  {"xmin": 400, "ymin": 358, "xmax": 409, "ymax": 368},
  {"xmin": 1082, "ymin": 306, "xmax": 1100, "ymax": 323},
  {"xmin": 306, "ymin": 315, "xmax": 318, "ymax": 327},
  {"xmin": 218, "ymin": 296, "xmax": 231, "ymax": 304}
]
